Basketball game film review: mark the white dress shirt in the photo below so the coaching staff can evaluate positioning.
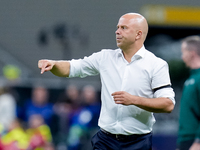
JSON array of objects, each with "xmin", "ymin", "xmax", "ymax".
[{"xmin": 69, "ymin": 45, "xmax": 175, "ymax": 135}]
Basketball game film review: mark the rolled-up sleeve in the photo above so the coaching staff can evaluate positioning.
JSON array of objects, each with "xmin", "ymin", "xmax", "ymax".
[
  {"xmin": 154, "ymin": 87, "xmax": 175, "ymax": 105},
  {"xmin": 151, "ymin": 59, "xmax": 175, "ymax": 105},
  {"xmin": 68, "ymin": 52, "xmax": 101, "ymax": 78}
]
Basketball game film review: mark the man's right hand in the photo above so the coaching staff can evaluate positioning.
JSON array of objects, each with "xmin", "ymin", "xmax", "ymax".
[{"xmin": 38, "ymin": 59, "xmax": 55, "ymax": 74}]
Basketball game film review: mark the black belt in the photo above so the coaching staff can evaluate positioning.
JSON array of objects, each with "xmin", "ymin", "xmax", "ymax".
[{"xmin": 100, "ymin": 128, "xmax": 150, "ymax": 141}]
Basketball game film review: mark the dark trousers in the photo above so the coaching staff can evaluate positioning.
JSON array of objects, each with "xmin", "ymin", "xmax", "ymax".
[{"xmin": 91, "ymin": 129, "xmax": 152, "ymax": 150}]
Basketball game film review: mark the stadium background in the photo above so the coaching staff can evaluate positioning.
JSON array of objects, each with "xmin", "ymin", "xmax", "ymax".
[{"xmin": 1, "ymin": 1, "xmax": 200, "ymax": 149}]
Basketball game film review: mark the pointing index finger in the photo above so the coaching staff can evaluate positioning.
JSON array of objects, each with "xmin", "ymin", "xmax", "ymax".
[{"xmin": 38, "ymin": 60, "xmax": 45, "ymax": 74}]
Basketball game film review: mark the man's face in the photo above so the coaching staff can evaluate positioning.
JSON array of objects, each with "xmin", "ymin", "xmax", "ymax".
[
  {"xmin": 115, "ymin": 17, "xmax": 138, "ymax": 50},
  {"xmin": 181, "ymin": 42, "xmax": 193, "ymax": 67}
]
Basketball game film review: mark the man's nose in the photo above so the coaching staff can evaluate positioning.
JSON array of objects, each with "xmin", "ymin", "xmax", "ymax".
[{"xmin": 115, "ymin": 28, "xmax": 120, "ymax": 34}]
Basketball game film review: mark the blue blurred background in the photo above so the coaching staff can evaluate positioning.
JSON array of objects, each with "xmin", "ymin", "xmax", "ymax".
[{"xmin": 0, "ymin": 1, "xmax": 200, "ymax": 150}]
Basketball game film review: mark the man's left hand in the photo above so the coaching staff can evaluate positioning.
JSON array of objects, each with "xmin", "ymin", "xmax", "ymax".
[{"xmin": 112, "ymin": 91, "xmax": 136, "ymax": 105}]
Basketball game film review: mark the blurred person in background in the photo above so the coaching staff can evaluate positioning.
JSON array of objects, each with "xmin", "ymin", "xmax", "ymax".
[
  {"xmin": 38, "ymin": 13, "xmax": 175, "ymax": 150},
  {"xmin": 67, "ymin": 85, "xmax": 100, "ymax": 150},
  {"xmin": 66, "ymin": 84, "xmax": 82, "ymax": 113},
  {"xmin": 53, "ymin": 84, "xmax": 82, "ymax": 150},
  {"xmin": 0, "ymin": 119, "xmax": 29, "ymax": 150},
  {"xmin": 80, "ymin": 85, "xmax": 100, "ymax": 130},
  {"xmin": 26, "ymin": 114, "xmax": 53, "ymax": 150},
  {"xmin": 17, "ymin": 86, "xmax": 58, "ymax": 146},
  {"xmin": 0, "ymin": 85, "xmax": 16, "ymax": 133},
  {"xmin": 177, "ymin": 36, "xmax": 200, "ymax": 150},
  {"xmin": 19, "ymin": 86, "xmax": 54, "ymax": 127},
  {"xmin": 80, "ymin": 85, "xmax": 101, "ymax": 149},
  {"xmin": 53, "ymin": 87, "xmax": 73, "ymax": 148}
]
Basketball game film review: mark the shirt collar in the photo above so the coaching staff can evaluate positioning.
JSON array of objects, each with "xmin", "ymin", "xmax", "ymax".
[
  {"xmin": 133, "ymin": 45, "xmax": 146, "ymax": 59},
  {"xmin": 117, "ymin": 45, "xmax": 146, "ymax": 61}
]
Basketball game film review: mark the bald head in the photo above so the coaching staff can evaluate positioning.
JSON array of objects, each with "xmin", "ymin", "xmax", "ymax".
[
  {"xmin": 120, "ymin": 13, "xmax": 148, "ymax": 41},
  {"xmin": 116, "ymin": 13, "xmax": 149, "ymax": 52}
]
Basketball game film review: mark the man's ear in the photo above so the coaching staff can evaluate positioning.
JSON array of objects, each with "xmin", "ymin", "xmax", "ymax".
[{"xmin": 136, "ymin": 30, "xmax": 142, "ymax": 40}]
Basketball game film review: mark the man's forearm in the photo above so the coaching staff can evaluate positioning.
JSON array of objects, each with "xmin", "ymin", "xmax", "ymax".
[
  {"xmin": 112, "ymin": 91, "xmax": 174, "ymax": 113},
  {"xmin": 134, "ymin": 96, "xmax": 174, "ymax": 113},
  {"xmin": 50, "ymin": 60, "xmax": 70, "ymax": 77}
]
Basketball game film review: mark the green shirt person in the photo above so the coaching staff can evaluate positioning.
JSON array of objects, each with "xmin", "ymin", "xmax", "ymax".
[{"xmin": 177, "ymin": 35, "xmax": 200, "ymax": 150}]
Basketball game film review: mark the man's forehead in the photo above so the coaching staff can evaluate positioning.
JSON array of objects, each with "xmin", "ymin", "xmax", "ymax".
[
  {"xmin": 118, "ymin": 17, "xmax": 129, "ymax": 23},
  {"xmin": 117, "ymin": 17, "xmax": 138, "ymax": 26}
]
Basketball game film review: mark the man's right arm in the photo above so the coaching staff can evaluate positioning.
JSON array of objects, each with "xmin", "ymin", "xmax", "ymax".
[{"xmin": 38, "ymin": 59, "xmax": 70, "ymax": 77}]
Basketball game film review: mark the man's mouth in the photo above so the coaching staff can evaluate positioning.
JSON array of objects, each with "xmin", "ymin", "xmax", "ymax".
[{"xmin": 116, "ymin": 37, "xmax": 122, "ymax": 40}]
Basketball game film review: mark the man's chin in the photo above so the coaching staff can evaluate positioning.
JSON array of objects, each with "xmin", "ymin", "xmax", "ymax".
[{"xmin": 116, "ymin": 43, "xmax": 122, "ymax": 48}]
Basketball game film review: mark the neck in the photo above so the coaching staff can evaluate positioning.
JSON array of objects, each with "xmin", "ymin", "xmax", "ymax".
[
  {"xmin": 121, "ymin": 44, "xmax": 143, "ymax": 63},
  {"xmin": 190, "ymin": 62, "xmax": 200, "ymax": 69},
  {"xmin": 190, "ymin": 57, "xmax": 200, "ymax": 69}
]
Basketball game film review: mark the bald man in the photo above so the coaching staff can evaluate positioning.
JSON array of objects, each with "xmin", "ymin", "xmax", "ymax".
[{"xmin": 38, "ymin": 13, "xmax": 175, "ymax": 150}]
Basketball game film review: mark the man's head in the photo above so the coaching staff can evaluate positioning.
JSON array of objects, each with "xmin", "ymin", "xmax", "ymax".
[
  {"xmin": 81, "ymin": 85, "xmax": 97, "ymax": 104},
  {"xmin": 116, "ymin": 13, "xmax": 148, "ymax": 50},
  {"xmin": 181, "ymin": 36, "xmax": 200, "ymax": 68},
  {"xmin": 32, "ymin": 86, "xmax": 49, "ymax": 106}
]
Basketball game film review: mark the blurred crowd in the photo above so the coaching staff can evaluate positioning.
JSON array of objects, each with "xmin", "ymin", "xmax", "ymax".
[{"xmin": 0, "ymin": 84, "xmax": 101, "ymax": 150}]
